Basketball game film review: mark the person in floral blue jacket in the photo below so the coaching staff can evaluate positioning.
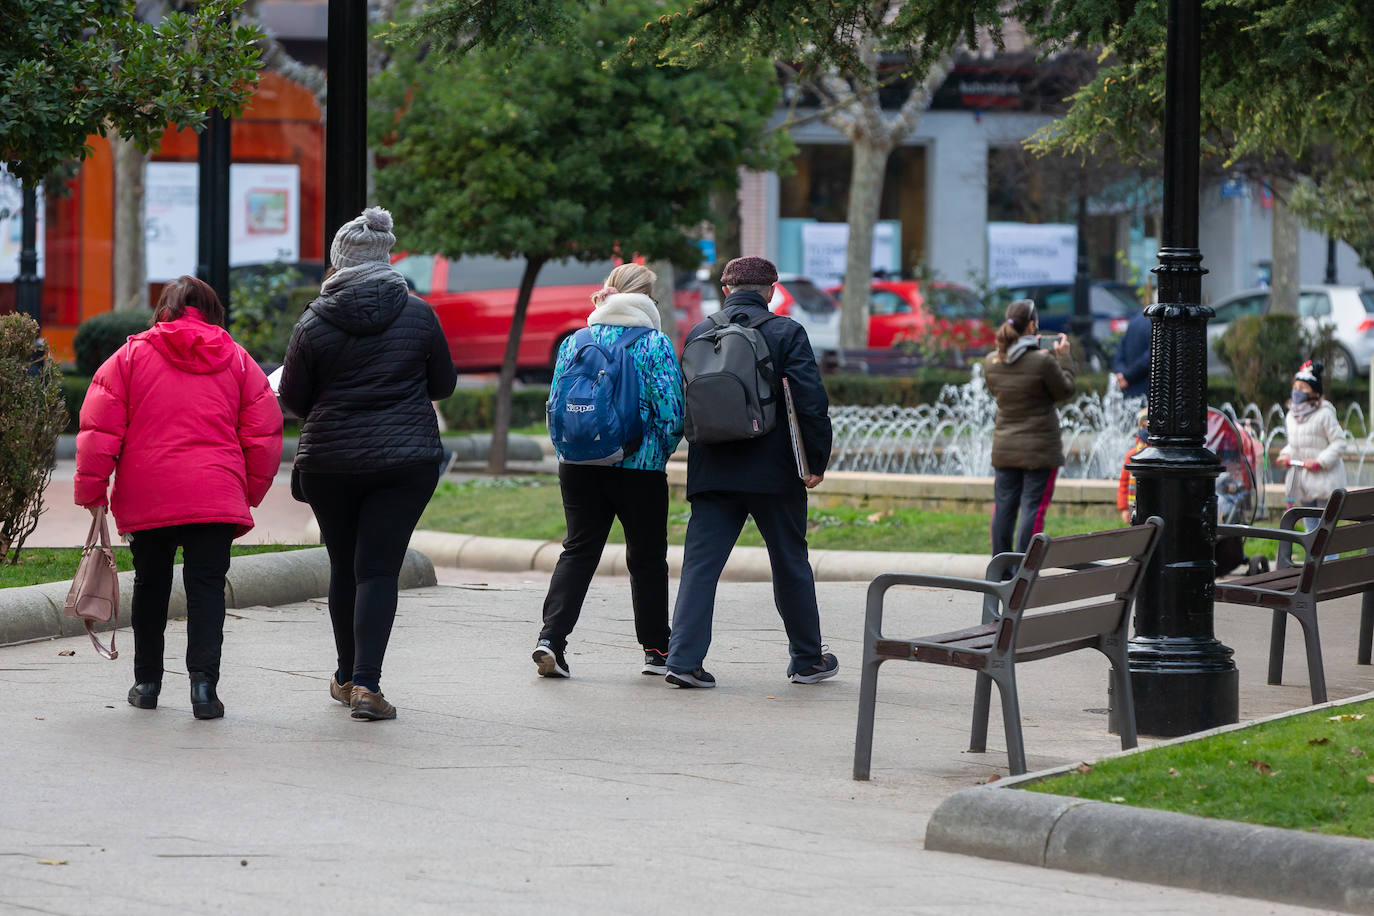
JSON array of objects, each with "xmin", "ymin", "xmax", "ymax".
[{"xmin": 533, "ymin": 263, "xmax": 685, "ymax": 680}]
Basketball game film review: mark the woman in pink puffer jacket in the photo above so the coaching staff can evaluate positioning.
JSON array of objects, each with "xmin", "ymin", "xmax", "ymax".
[{"xmin": 75, "ymin": 276, "xmax": 283, "ymax": 719}]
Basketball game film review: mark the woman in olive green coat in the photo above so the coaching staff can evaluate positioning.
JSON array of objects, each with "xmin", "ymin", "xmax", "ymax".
[{"xmin": 982, "ymin": 299, "xmax": 1076, "ymax": 556}]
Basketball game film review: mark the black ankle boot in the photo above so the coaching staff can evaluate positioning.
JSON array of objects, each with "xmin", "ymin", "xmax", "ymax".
[
  {"xmin": 127, "ymin": 682, "xmax": 160, "ymax": 710},
  {"xmin": 189, "ymin": 674, "xmax": 224, "ymax": 720}
]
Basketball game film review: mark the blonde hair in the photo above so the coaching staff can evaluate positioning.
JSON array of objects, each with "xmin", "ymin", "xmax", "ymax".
[{"xmin": 591, "ymin": 263, "xmax": 657, "ymax": 305}]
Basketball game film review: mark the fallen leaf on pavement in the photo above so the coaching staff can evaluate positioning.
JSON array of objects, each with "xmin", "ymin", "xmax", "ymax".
[
  {"xmin": 984, "ymin": 774, "xmax": 1000, "ymax": 784},
  {"xmin": 37, "ymin": 860, "xmax": 67, "ymax": 866},
  {"xmin": 57, "ymin": 650, "xmax": 75, "ymax": 657}
]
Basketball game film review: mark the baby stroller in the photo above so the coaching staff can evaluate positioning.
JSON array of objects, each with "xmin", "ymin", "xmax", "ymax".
[{"xmin": 1206, "ymin": 408, "xmax": 1266, "ymax": 575}]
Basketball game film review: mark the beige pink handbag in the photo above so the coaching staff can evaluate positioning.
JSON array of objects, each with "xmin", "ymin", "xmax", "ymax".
[{"xmin": 64, "ymin": 506, "xmax": 119, "ymax": 660}]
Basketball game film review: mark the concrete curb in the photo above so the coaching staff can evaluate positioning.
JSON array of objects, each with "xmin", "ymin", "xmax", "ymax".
[
  {"xmin": 0, "ymin": 546, "xmax": 436, "ymax": 648},
  {"xmin": 406, "ymin": 529, "xmax": 993, "ymax": 582},
  {"xmin": 924, "ymin": 691, "xmax": 1374, "ymax": 914}
]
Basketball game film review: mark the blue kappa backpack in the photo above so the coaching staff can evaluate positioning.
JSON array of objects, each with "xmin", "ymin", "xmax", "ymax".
[{"xmin": 547, "ymin": 327, "xmax": 651, "ymax": 465}]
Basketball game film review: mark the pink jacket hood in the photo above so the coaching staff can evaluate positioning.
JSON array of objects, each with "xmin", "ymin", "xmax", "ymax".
[{"xmin": 139, "ymin": 306, "xmax": 239, "ymax": 374}]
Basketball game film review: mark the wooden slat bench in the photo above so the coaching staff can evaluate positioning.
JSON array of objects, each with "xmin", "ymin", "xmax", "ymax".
[
  {"xmin": 853, "ymin": 517, "xmax": 1163, "ymax": 778},
  {"xmin": 1216, "ymin": 486, "xmax": 1374, "ymax": 704}
]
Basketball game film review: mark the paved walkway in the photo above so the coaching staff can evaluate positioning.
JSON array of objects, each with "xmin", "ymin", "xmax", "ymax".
[{"xmin": 4, "ymin": 568, "xmax": 1367, "ymax": 913}]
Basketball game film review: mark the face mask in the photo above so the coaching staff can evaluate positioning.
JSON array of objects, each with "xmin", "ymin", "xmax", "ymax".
[{"xmin": 1291, "ymin": 389, "xmax": 1311, "ymax": 404}]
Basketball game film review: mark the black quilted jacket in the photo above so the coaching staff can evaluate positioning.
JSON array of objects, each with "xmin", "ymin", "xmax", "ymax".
[{"xmin": 279, "ymin": 275, "xmax": 457, "ymax": 472}]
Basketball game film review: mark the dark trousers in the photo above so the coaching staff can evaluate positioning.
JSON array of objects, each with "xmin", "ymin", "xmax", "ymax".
[
  {"xmin": 129, "ymin": 523, "xmax": 236, "ymax": 685},
  {"xmin": 300, "ymin": 463, "xmax": 440, "ymax": 692},
  {"xmin": 991, "ymin": 467, "xmax": 1059, "ymax": 556},
  {"xmin": 668, "ymin": 489, "xmax": 824, "ymax": 676},
  {"xmin": 540, "ymin": 464, "xmax": 671, "ymax": 653}
]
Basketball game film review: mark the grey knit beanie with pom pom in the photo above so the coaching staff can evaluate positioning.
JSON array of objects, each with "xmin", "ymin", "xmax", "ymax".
[{"xmin": 330, "ymin": 207, "xmax": 396, "ymax": 269}]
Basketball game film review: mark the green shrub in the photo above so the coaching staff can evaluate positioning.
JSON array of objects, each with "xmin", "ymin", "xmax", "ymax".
[
  {"xmin": 59, "ymin": 374, "xmax": 91, "ymax": 432},
  {"xmin": 228, "ymin": 265, "xmax": 315, "ymax": 367},
  {"xmin": 437, "ymin": 387, "xmax": 548, "ymax": 431},
  {"xmin": 1214, "ymin": 314, "xmax": 1313, "ymax": 407},
  {"xmin": 72, "ymin": 309, "xmax": 152, "ymax": 376},
  {"xmin": 0, "ymin": 315, "xmax": 67, "ymax": 563}
]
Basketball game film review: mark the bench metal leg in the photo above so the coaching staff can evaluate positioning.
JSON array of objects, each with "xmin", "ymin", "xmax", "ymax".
[
  {"xmin": 1106, "ymin": 646, "xmax": 1138, "ymax": 751},
  {"xmin": 1268, "ymin": 608, "xmax": 1288, "ymax": 686},
  {"xmin": 993, "ymin": 669, "xmax": 1026, "ymax": 776},
  {"xmin": 1360, "ymin": 591, "xmax": 1373, "ymax": 666},
  {"xmin": 1295, "ymin": 611, "xmax": 1328, "ymax": 705},
  {"xmin": 853, "ymin": 584, "xmax": 889, "ymax": 781},
  {"xmin": 969, "ymin": 672, "xmax": 993, "ymax": 753}
]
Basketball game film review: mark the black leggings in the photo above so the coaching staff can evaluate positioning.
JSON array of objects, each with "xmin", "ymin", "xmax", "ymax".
[
  {"xmin": 300, "ymin": 463, "xmax": 440, "ymax": 692},
  {"xmin": 128, "ymin": 523, "xmax": 236, "ymax": 686}
]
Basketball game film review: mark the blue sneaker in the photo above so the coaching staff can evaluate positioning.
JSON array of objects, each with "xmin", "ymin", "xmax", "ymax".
[
  {"xmin": 665, "ymin": 667, "xmax": 716, "ymax": 688},
  {"xmin": 790, "ymin": 653, "xmax": 838, "ymax": 684}
]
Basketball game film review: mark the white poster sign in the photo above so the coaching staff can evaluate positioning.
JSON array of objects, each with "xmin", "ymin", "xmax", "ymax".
[
  {"xmin": 145, "ymin": 162, "xmax": 301, "ymax": 282},
  {"xmin": 987, "ymin": 222, "xmax": 1077, "ymax": 287},
  {"xmin": 800, "ymin": 222, "xmax": 898, "ymax": 288},
  {"xmin": 0, "ymin": 167, "xmax": 44, "ymax": 283},
  {"xmin": 145, "ymin": 162, "xmax": 200, "ymax": 282}
]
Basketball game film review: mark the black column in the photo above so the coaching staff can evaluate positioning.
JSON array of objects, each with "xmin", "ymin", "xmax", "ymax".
[
  {"xmin": 14, "ymin": 183, "xmax": 41, "ymax": 326},
  {"xmin": 325, "ymin": 0, "xmax": 368, "ymax": 260},
  {"xmin": 1071, "ymin": 194, "xmax": 1093, "ymax": 357},
  {"xmin": 197, "ymin": 109, "xmax": 232, "ymax": 315},
  {"xmin": 1325, "ymin": 237, "xmax": 1338, "ymax": 285},
  {"xmin": 1121, "ymin": 0, "xmax": 1238, "ymax": 736}
]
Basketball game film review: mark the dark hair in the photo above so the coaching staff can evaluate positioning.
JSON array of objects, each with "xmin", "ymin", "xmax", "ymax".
[
  {"xmin": 994, "ymin": 298, "xmax": 1037, "ymax": 359},
  {"xmin": 152, "ymin": 275, "xmax": 225, "ymax": 328}
]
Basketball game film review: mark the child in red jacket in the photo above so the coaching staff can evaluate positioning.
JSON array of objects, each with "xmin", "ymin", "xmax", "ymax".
[{"xmin": 1117, "ymin": 407, "xmax": 1149, "ymax": 524}]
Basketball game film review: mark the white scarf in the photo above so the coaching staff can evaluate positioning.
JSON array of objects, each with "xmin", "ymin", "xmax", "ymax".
[
  {"xmin": 320, "ymin": 260, "xmax": 408, "ymax": 298},
  {"xmin": 587, "ymin": 293, "xmax": 661, "ymax": 331}
]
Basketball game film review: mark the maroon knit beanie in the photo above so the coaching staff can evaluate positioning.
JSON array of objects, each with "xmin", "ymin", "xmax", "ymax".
[{"xmin": 720, "ymin": 256, "xmax": 779, "ymax": 286}]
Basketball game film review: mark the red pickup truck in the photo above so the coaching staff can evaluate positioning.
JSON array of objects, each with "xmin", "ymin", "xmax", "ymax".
[{"xmin": 392, "ymin": 253, "xmax": 702, "ymax": 374}]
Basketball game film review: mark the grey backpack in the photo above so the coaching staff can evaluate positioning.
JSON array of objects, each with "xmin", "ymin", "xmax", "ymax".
[{"xmin": 682, "ymin": 310, "xmax": 779, "ymax": 444}]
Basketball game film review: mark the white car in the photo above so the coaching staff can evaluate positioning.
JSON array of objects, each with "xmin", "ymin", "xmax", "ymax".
[{"xmin": 1205, "ymin": 285, "xmax": 1374, "ymax": 380}]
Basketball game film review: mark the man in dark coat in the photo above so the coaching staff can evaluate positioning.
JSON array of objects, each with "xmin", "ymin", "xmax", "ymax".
[
  {"xmin": 1112, "ymin": 307, "xmax": 1151, "ymax": 401},
  {"xmin": 665, "ymin": 256, "xmax": 836, "ymax": 688}
]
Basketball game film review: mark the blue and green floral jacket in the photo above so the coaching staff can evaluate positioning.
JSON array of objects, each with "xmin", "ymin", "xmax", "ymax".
[{"xmin": 549, "ymin": 326, "xmax": 684, "ymax": 471}]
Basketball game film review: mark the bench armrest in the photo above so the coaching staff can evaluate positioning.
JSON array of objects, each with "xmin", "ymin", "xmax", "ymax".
[
  {"xmin": 1216, "ymin": 524, "xmax": 1309, "ymax": 545},
  {"xmin": 1278, "ymin": 506, "xmax": 1323, "ymax": 530},
  {"xmin": 868, "ymin": 572, "xmax": 1008, "ymax": 602}
]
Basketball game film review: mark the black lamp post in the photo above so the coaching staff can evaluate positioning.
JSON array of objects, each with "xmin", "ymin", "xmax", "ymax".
[
  {"xmin": 1071, "ymin": 194, "xmax": 1093, "ymax": 359},
  {"xmin": 1325, "ymin": 236, "xmax": 1338, "ymax": 285},
  {"xmin": 197, "ymin": 108, "xmax": 232, "ymax": 316},
  {"xmin": 324, "ymin": 0, "xmax": 368, "ymax": 258},
  {"xmin": 1123, "ymin": 0, "xmax": 1239, "ymax": 736},
  {"xmin": 14, "ymin": 183, "xmax": 41, "ymax": 325}
]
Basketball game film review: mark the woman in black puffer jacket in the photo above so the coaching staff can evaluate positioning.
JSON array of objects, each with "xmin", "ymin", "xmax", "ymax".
[{"xmin": 280, "ymin": 207, "xmax": 457, "ymax": 721}]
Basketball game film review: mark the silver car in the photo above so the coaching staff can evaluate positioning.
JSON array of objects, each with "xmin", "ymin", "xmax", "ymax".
[{"xmin": 1205, "ymin": 285, "xmax": 1374, "ymax": 380}]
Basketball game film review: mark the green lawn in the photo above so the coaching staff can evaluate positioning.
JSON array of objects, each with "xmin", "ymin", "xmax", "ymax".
[
  {"xmin": 0, "ymin": 545, "xmax": 308, "ymax": 590},
  {"xmin": 419, "ymin": 477, "xmax": 1127, "ymax": 553},
  {"xmin": 1023, "ymin": 699, "xmax": 1374, "ymax": 838}
]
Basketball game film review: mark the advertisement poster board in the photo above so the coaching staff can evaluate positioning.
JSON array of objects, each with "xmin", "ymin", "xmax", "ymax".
[
  {"xmin": 145, "ymin": 162, "xmax": 301, "ymax": 281},
  {"xmin": 987, "ymin": 222, "xmax": 1077, "ymax": 287},
  {"xmin": 0, "ymin": 168, "xmax": 44, "ymax": 283},
  {"xmin": 799, "ymin": 221, "xmax": 898, "ymax": 288}
]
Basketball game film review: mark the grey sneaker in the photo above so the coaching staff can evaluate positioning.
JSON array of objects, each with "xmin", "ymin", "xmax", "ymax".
[
  {"xmin": 790, "ymin": 653, "xmax": 839, "ymax": 684},
  {"xmin": 641, "ymin": 649, "xmax": 668, "ymax": 676},
  {"xmin": 533, "ymin": 639, "xmax": 570, "ymax": 678},
  {"xmin": 665, "ymin": 667, "xmax": 716, "ymax": 688}
]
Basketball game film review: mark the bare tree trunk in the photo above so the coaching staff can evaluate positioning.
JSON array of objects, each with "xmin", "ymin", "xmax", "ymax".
[
  {"xmin": 489, "ymin": 256, "xmax": 546, "ymax": 473},
  {"xmin": 709, "ymin": 182, "xmax": 742, "ymax": 291},
  {"xmin": 839, "ymin": 137, "xmax": 890, "ymax": 350},
  {"xmin": 111, "ymin": 131, "xmax": 148, "ymax": 311},
  {"xmin": 650, "ymin": 259, "xmax": 677, "ymax": 348},
  {"xmin": 1270, "ymin": 177, "xmax": 1300, "ymax": 317}
]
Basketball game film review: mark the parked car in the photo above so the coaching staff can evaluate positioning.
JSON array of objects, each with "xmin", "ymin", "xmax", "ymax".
[
  {"xmin": 988, "ymin": 281, "xmax": 1141, "ymax": 370},
  {"xmin": 771, "ymin": 274, "xmax": 841, "ymax": 354},
  {"xmin": 391, "ymin": 253, "xmax": 703, "ymax": 374},
  {"xmin": 827, "ymin": 279, "xmax": 994, "ymax": 350},
  {"xmin": 1205, "ymin": 285, "xmax": 1374, "ymax": 380}
]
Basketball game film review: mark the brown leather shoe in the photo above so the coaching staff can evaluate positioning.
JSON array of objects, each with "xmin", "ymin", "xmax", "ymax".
[
  {"xmin": 350, "ymin": 686, "xmax": 396, "ymax": 720},
  {"xmin": 330, "ymin": 674, "xmax": 354, "ymax": 707}
]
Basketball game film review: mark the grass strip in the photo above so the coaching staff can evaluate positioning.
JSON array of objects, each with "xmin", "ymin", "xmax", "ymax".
[
  {"xmin": 1023, "ymin": 699, "xmax": 1374, "ymax": 838},
  {"xmin": 0, "ymin": 545, "xmax": 309, "ymax": 590}
]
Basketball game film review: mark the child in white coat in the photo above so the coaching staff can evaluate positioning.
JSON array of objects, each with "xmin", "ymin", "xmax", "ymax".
[{"xmin": 1275, "ymin": 360, "xmax": 1347, "ymax": 515}]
